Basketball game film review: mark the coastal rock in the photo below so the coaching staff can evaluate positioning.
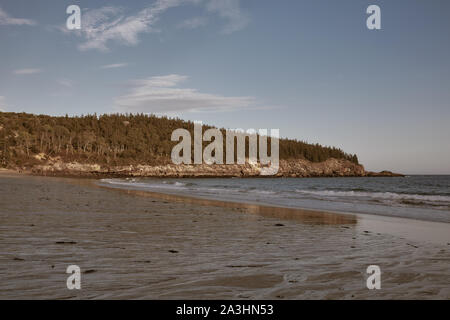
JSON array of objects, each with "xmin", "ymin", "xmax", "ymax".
[
  {"xmin": 365, "ymin": 170, "xmax": 404, "ymax": 177},
  {"xmin": 24, "ymin": 157, "xmax": 400, "ymax": 178}
]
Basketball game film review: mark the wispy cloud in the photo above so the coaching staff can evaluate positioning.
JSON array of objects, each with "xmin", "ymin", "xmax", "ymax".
[
  {"xmin": 100, "ymin": 63, "xmax": 129, "ymax": 69},
  {"xmin": 0, "ymin": 7, "xmax": 35, "ymax": 26},
  {"xmin": 114, "ymin": 74, "xmax": 257, "ymax": 114},
  {"xmin": 57, "ymin": 78, "xmax": 74, "ymax": 88},
  {"xmin": 206, "ymin": 0, "xmax": 249, "ymax": 34},
  {"xmin": 13, "ymin": 68, "xmax": 42, "ymax": 75},
  {"xmin": 74, "ymin": 1, "xmax": 186, "ymax": 51},
  {"xmin": 177, "ymin": 17, "xmax": 208, "ymax": 29},
  {"xmin": 68, "ymin": 0, "xmax": 248, "ymax": 51}
]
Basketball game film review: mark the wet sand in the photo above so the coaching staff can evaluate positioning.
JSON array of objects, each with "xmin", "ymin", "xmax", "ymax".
[{"xmin": 0, "ymin": 172, "xmax": 449, "ymax": 299}]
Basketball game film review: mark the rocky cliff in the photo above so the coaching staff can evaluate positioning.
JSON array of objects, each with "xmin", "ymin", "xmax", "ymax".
[{"xmin": 24, "ymin": 156, "xmax": 402, "ymax": 178}]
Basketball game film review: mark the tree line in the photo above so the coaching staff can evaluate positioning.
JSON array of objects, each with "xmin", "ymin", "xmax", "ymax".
[{"xmin": 0, "ymin": 112, "xmax": 358, "ymax": 167}]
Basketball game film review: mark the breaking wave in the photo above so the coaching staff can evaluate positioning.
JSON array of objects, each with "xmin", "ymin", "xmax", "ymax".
[{"xmin": 295, "ymin": 189, "xmax": 450, "ymax": 203}]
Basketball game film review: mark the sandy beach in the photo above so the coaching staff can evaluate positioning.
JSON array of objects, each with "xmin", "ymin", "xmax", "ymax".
[{"xmin": 0, "ymin": 172, "xmax": 449, "ymax": 299}]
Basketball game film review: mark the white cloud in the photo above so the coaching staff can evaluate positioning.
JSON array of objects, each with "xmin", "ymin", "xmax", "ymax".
[
  {"xmin": 206, "ymin": 0, "xmax": 249, "ymax": 34},
  {"xmin": 0, "ymin": 7, "xmax": 35, "ymax": 26},
  {"xmin": 177, "ymin": 17, "xmax": 208, "ymax": 29},
  {"xmin": 75, "ymin": 1, "xmax": 190, "ymax": 51},
  {"xmin": 69, "ymin": 0, "xmax": 248, "ymax": 51},
  {"xmin": 114, "ymin": 74, "xmax": 257, "ymax": 114},
  {"xmin": 13, "ymin": 68, "xmax": 42, "ymax": 75},
  {"xmin": 100, "ymin": 63, "xmax": 129, "ymax": 69}
]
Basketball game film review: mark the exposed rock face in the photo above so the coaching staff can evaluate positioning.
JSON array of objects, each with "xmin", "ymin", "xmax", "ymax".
[
  {"xmin": 277, "ymin": 158, "xmax": 366, "ymax": 177},
  {"xmin": 25, "ymin": 157, "xmax": 398, "ymax": 178}
]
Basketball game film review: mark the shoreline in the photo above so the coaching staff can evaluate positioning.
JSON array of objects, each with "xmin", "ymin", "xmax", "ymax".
[
  {"xmin": 96, "ymin": 182, "xmax": 358, "ymax": 226},
  {"xmin": 5, "ymin": 170, "xmax": 404, "ymax": 179}
]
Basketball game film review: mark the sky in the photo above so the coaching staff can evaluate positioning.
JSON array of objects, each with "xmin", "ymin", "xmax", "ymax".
[{"xmin": 0, "ymin": 0, "xmax": 449, "ymax": 174}]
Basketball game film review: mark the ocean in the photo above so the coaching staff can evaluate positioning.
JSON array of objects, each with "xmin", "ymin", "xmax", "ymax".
[{"xmin": 99, "ymin": 175, "xmax": 450, "ymax": 223}]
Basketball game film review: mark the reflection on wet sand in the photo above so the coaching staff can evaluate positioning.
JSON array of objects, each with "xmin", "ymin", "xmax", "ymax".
[{"xmin": 99, "ymin": 185, "xmax": 357, "ymax": 225}]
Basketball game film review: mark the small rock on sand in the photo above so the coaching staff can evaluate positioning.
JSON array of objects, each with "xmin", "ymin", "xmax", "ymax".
[
  {"xmin": 83, "ymin": 269, "xmax": 96, "ymax": 274},
  {"xmin": 55, "ymin": 241, "xmax": 77, "ymax": 245}
]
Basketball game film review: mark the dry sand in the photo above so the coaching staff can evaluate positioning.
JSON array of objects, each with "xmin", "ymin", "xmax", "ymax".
[{"xmin": 0, "ymin": 172, "xmax": 449, "ymax": 299}]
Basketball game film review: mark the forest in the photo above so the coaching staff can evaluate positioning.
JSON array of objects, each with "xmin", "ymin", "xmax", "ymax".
[{"xmin": 0, "ymin": 112, "xmax": 359, "ymax": 168}]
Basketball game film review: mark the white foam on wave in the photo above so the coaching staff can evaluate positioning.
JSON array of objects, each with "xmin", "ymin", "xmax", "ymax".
[
  {"xmin": 247, "ymin": 189, "xmax": 277, "ymax": 195},
  {"xmin": 295, "ymin": 189, "xmax": 450, "ymax": 203},
  {"xmin": 101, "ymin": 179, "xmax": 189, "ymax": 190}
]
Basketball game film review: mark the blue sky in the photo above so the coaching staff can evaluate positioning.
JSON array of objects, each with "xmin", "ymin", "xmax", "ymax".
[{"xmin": 0, "ymin": 0, "xmax": 449, "ymax": 174}]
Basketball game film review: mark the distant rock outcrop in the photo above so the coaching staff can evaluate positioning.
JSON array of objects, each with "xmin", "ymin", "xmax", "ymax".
[{"xmin": 365, "ymin": 170, "xmax": 404, "ymax": 177}]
